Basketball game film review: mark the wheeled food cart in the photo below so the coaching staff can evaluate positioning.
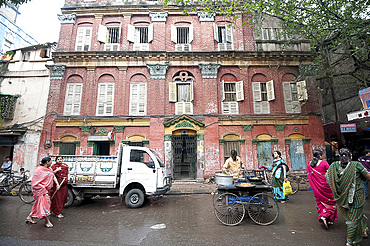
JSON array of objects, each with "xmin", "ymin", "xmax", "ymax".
[{"xmin": 213, "ymin": 169, "xmax": 279, "ymax": 226}]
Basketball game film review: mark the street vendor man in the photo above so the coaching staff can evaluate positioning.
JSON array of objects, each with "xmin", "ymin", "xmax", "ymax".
[{"xmin": 222, "ymin": 150, "xmax": 244, "ymax": 179}]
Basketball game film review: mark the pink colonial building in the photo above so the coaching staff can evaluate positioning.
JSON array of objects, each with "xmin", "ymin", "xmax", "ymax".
[{"xmin": 39, "ymin": 0, "xmax": 324, "ymax": 181}]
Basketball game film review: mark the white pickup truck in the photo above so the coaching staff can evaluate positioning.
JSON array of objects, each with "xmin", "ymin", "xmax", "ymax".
[{"xmin": 53, "ymin": 144, "xmax": 171, "ymax": 208}]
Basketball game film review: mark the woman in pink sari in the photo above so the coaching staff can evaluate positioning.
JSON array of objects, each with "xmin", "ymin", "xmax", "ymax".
[
  {"xmin": 307, "ymin": 150, "xmax": 338, "ymax": 228},
  {"xmin": 25, "ymin": 157, "xmax": 59, "ymax": 228}
]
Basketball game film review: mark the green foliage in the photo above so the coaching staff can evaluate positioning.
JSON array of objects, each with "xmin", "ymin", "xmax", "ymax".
[
  {"xmin": 0, "ymin": 94, "xmax": 18, "ymax": 121},
  {"xmin": 0, "ymin": 0, "xmax": 30, "ymax": 7}
]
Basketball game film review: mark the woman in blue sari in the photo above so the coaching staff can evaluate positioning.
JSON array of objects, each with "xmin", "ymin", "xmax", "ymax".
[{"xmin": 271, "ymin": 151, "xmax": 289, "ymax": 203}]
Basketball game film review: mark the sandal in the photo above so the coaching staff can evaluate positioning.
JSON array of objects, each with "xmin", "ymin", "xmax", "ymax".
[
  {"xmin": 320, "ymin": 217, "xmax": 328, "ymax": 228},
  {"xmin": 45, "ymin": 223, "xmax": 54, "ymax": 228},
  {"xmin": 363, "ymin": 227, "xmax": 369, "ymax": 238},
  {"xmin": 56, "ymin": 214, "xmax": 64, "ymax": 218},
  {"xmin": 25, "ymin": 217, "xmax": 37, "ymax": 224}
]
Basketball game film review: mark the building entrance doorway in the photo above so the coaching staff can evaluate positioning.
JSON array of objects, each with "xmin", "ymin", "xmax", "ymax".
[{"xmin": 172, "ymin": 134, "xmax": 197, "ymax": 180}]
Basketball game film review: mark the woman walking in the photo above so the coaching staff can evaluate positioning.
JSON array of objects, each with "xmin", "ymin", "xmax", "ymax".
[
  {"xmin": 307, "ymin": 150, "xmax": 338, "ymax": 228},
  {"xmin": 25, "ymin": 157, "xmax": 59, "ymax": 228},
  {"xmin": 271, "ymin": 151, "xmax": 289, "ymax": 203},
  {"xmin": 327, "ymin": 148, "xmax": 370, "ymax": 246},
  {"xmin": 50, "ymin": 156, "xmax": 70, "ymax": 218}
]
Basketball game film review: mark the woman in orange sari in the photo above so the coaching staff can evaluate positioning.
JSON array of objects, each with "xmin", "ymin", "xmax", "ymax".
[{"xmin": 25, "ymin": 157, "xmax": 59, "ymax": 228}]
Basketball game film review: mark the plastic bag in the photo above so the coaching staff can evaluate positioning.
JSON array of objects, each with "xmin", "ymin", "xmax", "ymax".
[{"xmin": 283, "ymin": 181, "xmax": 293, "ymax": 196}]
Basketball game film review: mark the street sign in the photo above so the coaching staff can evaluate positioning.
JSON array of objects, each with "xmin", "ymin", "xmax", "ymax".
[{"xmin": 340, "ymin": 124, "xmax": 357, "ymax": 133}]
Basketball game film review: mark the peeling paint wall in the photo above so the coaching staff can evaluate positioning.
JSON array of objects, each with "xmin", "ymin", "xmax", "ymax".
[{"xmin": 12, "ymin": 133, "xmax": 40, "ymax": 174}]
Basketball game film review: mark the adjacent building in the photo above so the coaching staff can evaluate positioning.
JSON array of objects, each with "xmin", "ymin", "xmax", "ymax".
[{"xmin": 38, "ymin": 0, "xmax": 324, "ymax": 181}]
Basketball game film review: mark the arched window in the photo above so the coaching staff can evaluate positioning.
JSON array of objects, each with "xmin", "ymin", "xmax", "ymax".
[{"xmin": 169, "ymin": 71, "xmax": 194, "ymax": 114}]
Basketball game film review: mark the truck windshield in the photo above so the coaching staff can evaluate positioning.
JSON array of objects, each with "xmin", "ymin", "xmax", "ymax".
[{"xmin": 151, "ymin": 150, "xmax": 165, "ymax": 167}]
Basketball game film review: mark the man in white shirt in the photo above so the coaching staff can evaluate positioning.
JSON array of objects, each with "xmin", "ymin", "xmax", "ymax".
[{"xmin": 0, "ymin": 156, "xmax": 12, "ymax": 172}]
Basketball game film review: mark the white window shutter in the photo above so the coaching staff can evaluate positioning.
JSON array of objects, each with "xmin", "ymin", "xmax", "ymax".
[
  {"xmin": 129, "ymin": 84, "xmax": 138, "ymax": 115},
  {"xmin": 184, "ymin": 102, "xmax": 193, "ymax": 114},
  {"xmin": 98, "ymin": 24, "xmax": 107, "ymax": 43},
  {"xmin": 127, "ymin": 24, "xmax": 135, "ymax": 43},
  {"xmin": 169, "ymin": 82, "xmax": 177, "ymax": 102},
  {"xmin": 230, "ymin": 102, "xmax": 238, "ymax": 114},
  {"xmin": 236, "ymin": 80, "xmax": 244, "ymax": 101},
  {"xmin": 253, "ymin": 102, "xmax": 262, "ymax": 114},
  {"xmin": 283, "ymin": 82, "xmax": 293, "ymax": 113},
  {"xmin": 297, "ymin": 80, "xmax": 308, "ymax": 101},
  {"xmin": 118, "ymin": 23, "xmax": 122, "ymax": 43},
  {"xmin": 252, "ymin": 82, "xmax": 262, "ymax": 101},
  {"xmin": 222, "ymin": 102, "xmax": 229, "ymax": 114},
  {"xmin": 189, "ymin": 81, "xmax": 194, "ymax": 101},
  {"xmin": 171, "ymin": 24, "xmax": 177, "ymax": 43},
  {"xmin": 138, "ymin": 83, "xmax": 147, "ymax": 115},
  {"xmin": 175, "ymin": 102, "xmax": 183, "ymax": 115},
  {"xmin": 189, "ymin": 24, "xmax": 193, "ymax": 43},
  {"xmin": 213, "ymin": 23, "xmax": 219, "ymax": 42},
  {"xmin": 64, "ymin": 83, "xmax": 82, "ymax": 115},
  {"xmin": 226, "ymin": 24, "xmax": 232, "ymax": 43},
  {"xmin": 220, "ymin": 81, "xmax": 225, "ymax": 101},
  {"xmin": 75, "ymin": 28, "xmax": 84, "ymax": 51},
  {"xmin": 266, "ymin": 80, "xmax": 275, "ymax": 101},
  {"xmin": 261, "ymin": 101, "xmax": 270, "ymax": 114},
  {"xmin": 84, "ymin": 28, "xmax": 92, "ymax": 51},
  {"xmin": 148, "ymin": 23, "xmax": 153, "ymax": 43}
]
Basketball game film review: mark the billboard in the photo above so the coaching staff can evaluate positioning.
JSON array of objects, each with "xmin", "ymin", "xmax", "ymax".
[{"xmin": 359, "ymin": 87, "xmax": 370, "ymax": 109}]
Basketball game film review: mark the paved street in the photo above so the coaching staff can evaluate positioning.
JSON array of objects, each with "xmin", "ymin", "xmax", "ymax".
[{"xmin": 1, "ymin": 191, "xmax": 370, "ymax": 246}]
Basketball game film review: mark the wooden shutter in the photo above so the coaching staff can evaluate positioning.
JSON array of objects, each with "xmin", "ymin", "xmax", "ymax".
[
  {"xmin": 98, "ymin": 24, "xmax": 107, "ymax": 43},
  {"xmin": 266, "ymin": 80, "xmax": 275, "ymax": 101},
  {"xmin": 129, "ymin": 83, "xmax": 138, "ymax": 115},
  {"xmin": 138, "ymin": 83, "xmax": 147, "ymax": 115},
  {"xmin": 73, "ymin": 84, "xmax": 82, "ymax": 115},
  {"xmin": 169, "ymin": 82, "xmax": 177, "ymax": 102},
  {"xmin": 184, "ymin": 102, "xmax": 193, "ymax": 114},
  {"xmin": 171, "ymin": 24, "xmax": 177, "ymax": 43},
  {"xmin": 84, "ymin": 28, "xmax": 92, "ymax": 51},
  {"xmin": 189, "ymin": 24, "xmax": 193, "ymax": 43},
  {"xmin": 297, "ymin": 80, "xmax": 308, "ymax": 101},
  {"xmin": 106, "ymin": 83, "xmax": 114, "ymax": 115},
  {"xmin": 213, "ymin": 23, "xmax": 219, "ymax": 42},
  {"xmin": 96, "ymin": 83, "xmax": 106, "ymax": 115},
  {"xmin": 189, "ymin": 82, "xmax": 194, "ymax": 101},
  {"xmin": 75, "ymin": 28, "xmax": 84, "ymax": 51},
  {"xmin": 236, "ymin": 80, "xmax": 244, "ymax": 101},
  {"xmin": 65, "ymin": 84, "xmax": 82, "ymax": 115},
  {"xmin": 261, "ymin": 101, "xmax": 270, "ymax": 114},
  {"xmin": 127, "ymin": 24, "xmax": 135, "ymax": 43},
  {"xmin": 220, "ymin": 81, "xmax": 225, "ymax": 101},
  {"xmin": 252, "ymin": 82, "xmax": 262, "ymax": 101},
  {"xmin": 148, "ymin": 23, "xmax": 153, "ymax": 43},
  {"xmin": 175, "ymin": 102, "xmax": 184, "ymax": 115},
  {"xmin": 283, "ymin": 82, "xmax": 293, "ymax": 113},
  {"xmin": 253, "ymin": 102, "xmax": 262, "ymax": 114},
  {"xmin": 226, "ymin": 24, "xmax": 232, "ymax": 43}
]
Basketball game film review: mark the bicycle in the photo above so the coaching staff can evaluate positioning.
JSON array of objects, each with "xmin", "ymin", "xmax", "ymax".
[{"xmin": 0, "ymin": 170, "xmax": 34, "ymax": 204}]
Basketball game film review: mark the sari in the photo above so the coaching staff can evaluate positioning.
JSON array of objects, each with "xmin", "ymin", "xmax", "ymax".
[
  {"xmin": 50, "ymin": 163, "xmax": 69, "ymax": 215},
  {"xmin": 271, "ymin": 159, "xmax": 289, "ymax": 201},
  {"xmin": 327, "ymin": 161, "xmax": 368, "ymax": 245},
  {"xmin": 29, "ymin": 165, "xmax": 54, "ymax": 219},
  {"xmin": 307, "ymin": 160, "xmax": 338, "ymax": 223}
]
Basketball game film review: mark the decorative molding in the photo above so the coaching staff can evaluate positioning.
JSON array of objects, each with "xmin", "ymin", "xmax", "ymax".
[
  {"xmin": 198, "ymin": 63, "xmax": 221, "ymax": 78},
  {"xmin": 53, "ymin": 140, "xmax": 62, "ymax": 147},
  {"xmin": 294, "ymin": 126, "xmax": 299, "ymax": 132},
  {"xmin": 142, "ymin": 139, "xmax": 149, "ymax": 146},
  {"xmin": 146, "ymin": 63, "xmax": 169, "ymax": 79},
  {"xmin": 73, "ymin": 140, "xmax": 81, "ymax": 147},
  {"xmin": 149, "ymin": 11, "xmax": 168, "ymax": 22},
  {"xmin": 87, "ymin": 141, "xmax": 94, "ymax": 147},
  {"xmin": 57, "ymin": 13, "xmax": 76, "ymax": 24},
  {"xmin": 271, "ymin": 138, "xmax": 278, "ymax": 145},
  {"xmin": 275, "ymin": 124, "xmax": 286, "ymax": 131},
  {"xmin": 114, "ymin": 126, "xmax": 125, "ymax": 133},
  {"xmin": 252, "ymin": 139, "xmax": 259, "ymax": 145},
  {"xmin": 242, "ymin": 125, "xmax": 253, "ymax": 131},
  {"xmin": 164, "ymin": 135, "xmax": 172, "ymax": 141},
  {"xmin": 96, "ymin": 127, "xmax": 109, "ymax": 135},
  {"xmin": 238, "ymin": 139, "xmax": 246, "ymax": 144},
  {"xmin": 197, "ymin": 11, "xmax": 215, "ymax": 22},
  {"xmin": 219, "ymin": 139, "xmax": 225, "ymax": 145},
  {"xmin": 174, "ymin": 121, "xmax": 194, "ymax": 128},
  {"xmin": 46, "ymin": 65, "xmax": 66, "ymax": 80},
  {"xmin": 122, "ymin": 140, "xmax": 130, "ymax": 145},
  {"xmin": 109, "ymin": 141, "xmax": 115, "ymax": 147},
  {"xmin": 79, "ymin": 126, "xmax": 91, "ymax": 133},
  {"xmin": 197, "ymin": 134, "xmax": 204, "ymax": 140},
  {"xmin": 302, "ymin": 138, "xmax": 311, "ymax": 144},
  {"xmin": 285, "ymin": 138, "xmax": 291, "ymax": 145}
]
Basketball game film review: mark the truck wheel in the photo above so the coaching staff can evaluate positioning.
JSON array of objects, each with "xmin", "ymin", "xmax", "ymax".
[
  {"xmin": 125, "ymin": 189, "xmax": 144, "ymax": 208},
  {"xmin": 64, "ymin": 189, "xmax": 75, "ymax": 208}
]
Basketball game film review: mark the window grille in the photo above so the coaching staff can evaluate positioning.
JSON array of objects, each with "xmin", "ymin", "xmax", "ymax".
[
  {"xmin": 177, "ymin": 27, "xmax": 189, "ymax": 44},
  {"xmin": 107, "ymin": 27, "xmax": 119, "ymax": 43}
]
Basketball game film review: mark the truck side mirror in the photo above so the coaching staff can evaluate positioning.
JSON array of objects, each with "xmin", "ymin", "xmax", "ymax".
[{"xmin": 148, "ymin": 160, "xmax": 155, "ymax": 168}]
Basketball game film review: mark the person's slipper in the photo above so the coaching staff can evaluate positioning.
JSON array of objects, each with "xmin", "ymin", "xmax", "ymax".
[
  {"xmin": 45, "ymin": 223, "xmax": 54, "ymax": 228},
  {"xmin": 25, "ymin": 218, "xmax": 37, "ymax": 224},
  {"xmin": 320, "ymin": 217, "xmax": 328, "ymax": 228},
  {"xmin": 363, "ymin": 227, "xmax": 369, "ymax": 238}
]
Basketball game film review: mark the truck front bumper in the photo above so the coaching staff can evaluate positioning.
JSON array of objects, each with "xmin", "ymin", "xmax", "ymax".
[{"xmin": 154, "ymin": 176, "xmax": 172, "ymax": 195}]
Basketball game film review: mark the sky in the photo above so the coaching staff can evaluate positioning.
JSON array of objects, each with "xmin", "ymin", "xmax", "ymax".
[{"xmin": 16, "ymin": 0, "xmax": 65, "ymax": 44}]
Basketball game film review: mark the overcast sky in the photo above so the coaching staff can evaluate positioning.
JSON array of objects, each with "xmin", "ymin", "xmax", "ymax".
[{"xmin": 16, "ymin": 0, "xmax": 65, "ymax": 44}]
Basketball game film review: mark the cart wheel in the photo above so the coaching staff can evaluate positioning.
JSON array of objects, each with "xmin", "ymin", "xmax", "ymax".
[
  {"xmin": 247, "ymin": 193, "xmax": 279, "ymax": 226},
  {"xmin": 213, "ymin": 192, "xmax": 245, "ymax": 226}
]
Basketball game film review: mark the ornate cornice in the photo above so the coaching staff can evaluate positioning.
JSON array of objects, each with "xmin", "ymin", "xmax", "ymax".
[
  {"xmin": 146, "ymin": 62, "xmax": 169, "ymax": 79},
  {"xmin": 46, "ymin": 64, "xmax": 66, "ymax": 80},
  {"xmin": 197, "ymin": 11, "xmax": 215, "ymax": 22},
  {"xmin": 57, "ymin": 13, "xmax": 76, "ymax": 24},
  {"xmin": 198, "ymin": 63, "xmax": 221, "ymax": 78},
  {"xmin": 149, "ymin": 11, "xmax": 168, "ymax": 22}
]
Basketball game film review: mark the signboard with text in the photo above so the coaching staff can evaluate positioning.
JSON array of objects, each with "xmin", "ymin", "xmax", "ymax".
[
  {"xmin": 340, "ymin": 124, "xmax": 357, "ymax": 133},
  {"xmin": 359, "ymin": 87, "xmax": 370, "ymax": 109}
]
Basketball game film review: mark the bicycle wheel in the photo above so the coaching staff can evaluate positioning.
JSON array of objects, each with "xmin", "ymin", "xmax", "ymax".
[
  {"xmin": 247, "ymin": 193, "xmax": 279, "ymax": 225},
  {"xmin": 214, "ymin": 192, "xmax": 245, "ymax": 226},
  {"xmin": 289, "ymin": 179, "xmax": 299, "ymax": 195},
  {"xmin": 19, "ymin": 181, "xmax": 35, "ymax": 204}
]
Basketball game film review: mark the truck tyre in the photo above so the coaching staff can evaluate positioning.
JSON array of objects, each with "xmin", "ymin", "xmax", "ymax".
[
  {"xmin": 64, "ymin": 189, "xmax": 75, "ymax": 208},
  {"xmin": 125, "ymin": 189, "xmax": 144, "ymax": 208}
]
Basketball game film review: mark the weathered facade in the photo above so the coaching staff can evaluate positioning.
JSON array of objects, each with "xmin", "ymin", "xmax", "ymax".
[
  {"xmin": 38, "ymin": 0, "xmax": 324, "ymax": 181},
  {"xmin": 0, "ymin": 43, "xmax": 56, "ymax": 172}
]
